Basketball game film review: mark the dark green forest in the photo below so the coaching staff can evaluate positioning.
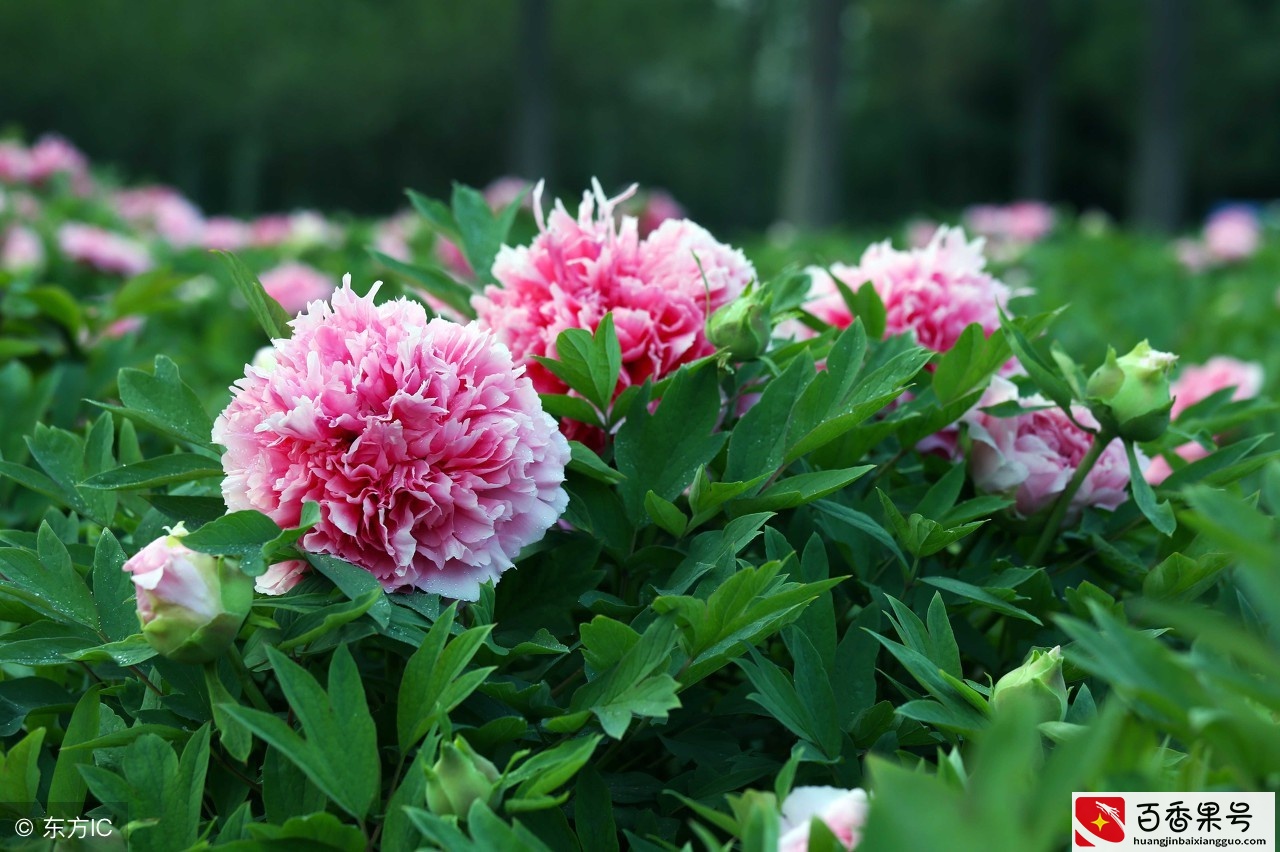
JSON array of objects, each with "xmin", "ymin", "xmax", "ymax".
[{"xmin": 3, "ymin": 0, "xmax": 1277, "ymax": 230}]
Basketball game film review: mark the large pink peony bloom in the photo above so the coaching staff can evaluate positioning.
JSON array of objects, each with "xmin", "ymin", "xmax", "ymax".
[
  {"xmin": 1203, "ymin": 206, "xmax": 1260, "ymax": 263},
  {"xmin": 28, "ymin": 134, "xmax": 93, "ymax": 193},
  {"xmin": 474, "ymin": 182, "xmax": 754, "ymax": 408},
  {"xmin": 778, "ymin": 786, "xmax": 869, "ymax": 852},
  {"xmin": 58, "ymin": 223, "xmax": 153, "ymax": 277},
  {"xmin": 1169, "ymin": 356, "xmax": 1264, "ymax": 420},
  {"xmin": 0, "ymin": 142, "xmax": 32, "ymax": 183},
  {"xmin": 800, "ymin": 227, "xmax": 1018, "ymax": 356},
  {"xmin": 114, "ymin": 185, "xmax": 206, "ymax": 248},
  {"xmin": 213, "ymin": 277, "xmax": 570, "ymax": 600},
  {"xmin": 259, "ymin": 261, "xmax": 338, "ymax": 316},
  {"xmin": 965, "ymin": 377, "xmax": 1135, "ymax": 517}
]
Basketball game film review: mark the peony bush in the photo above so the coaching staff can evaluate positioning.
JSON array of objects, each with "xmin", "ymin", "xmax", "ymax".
[{"xmin": 0, "ymin": 137, "xmax": 1278, "ymax": 851}]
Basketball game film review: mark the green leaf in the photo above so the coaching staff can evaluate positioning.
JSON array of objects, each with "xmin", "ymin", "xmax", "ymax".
[
  {"xmin": 535, "ymin": 314, "xmax": 622, "ymax": 412},
  {"xmin": 644, "ymin": 490, "xmax": 688, "ymax": 537},
  {"xmin": 508, "ymin": 734, "xmax": 602, "ymax": 802},
  {"xmin": 205, "ymin": 664, "xmax": 254, "ymax": 763},
  {"xmin": 0, "ymin": 530, "xmax": 96, "ymax": 627},
  {"xmin": 1142, "ymin": 552, "xmax": 1228, "ymax": 602},
  {"xmin": 408, "ymin": 188, "xmax": 459, "ymax": 236},
  {"xmin": 223, "ymin": 645, "xmax": 379, "ymax": 819},
  {"xmin": 217, "ymin": 251, "xmax": 293, "ymax": 339},
  {"xmin": 93, "ymin": 529, "xmax": 137, "ymax": 642},
  {"xmin": 369, "ymin": 249, "xmax": 477, "ymax": 318},
  {"xmin": 182, "ymin": 509, "xmax": 285, "ymax": 577},
  {"xmin": 997, "ymin": 306, "xmax": 1078, "ymax": 417},
  {"xmin": 932, "ymin": 323, "xmax": 1008, "ymax": 404},
  {"xmin": 307, "ymin": 553, "xmax": 393, "ymax": 628},
  {"xmin": 99, "ymin": 355, "xmax": 215, "ymax": 449},
  {"xmin": 543, "ymin": 394, "xmax": 605, "ymax": 427},
  {"xmin": 574, "ymin": 764, "xmax": 619, "ymax": 852},
  {"xmin": 398, "ymin": 603, "xmax": 496, "ymax": 752},
  {"xmin": 0, "ymin": 728, "xmax": 45, "ymax": 810},
  {"xmin": 245, "ymin": 813, "xmax": 368, "ymax": 851},
  {"xmin": 0, "ymin": 678, "xmax": 72, "ymax": 738},
  {"xmin": 568, "ymin": 440, "xmax": 624, "ymax": 484},
  {"xmin": 614, "ymin": 363, "xmax": 726, "ymax": 523},
  {"xmin": 48, "ymin": 687, "xmax": 102, "ymax": 817},
  {"xmin": 453, "ymin": 182, "xmax": 514, "ymax": 283},
  {"xmin": 81, "ymin": 454, "xmax": 223, "ymax": 490},
  {"xmin": 920, "ymin": 576, "xmax": 1043, "ymax": 625},
  {"xmin": 732, "ymin": 466, "xmax": 873, "ymax": 513},
  {"xmin": 1126, "ymin": 440, "xmax": 1176, "ymax": 536}
]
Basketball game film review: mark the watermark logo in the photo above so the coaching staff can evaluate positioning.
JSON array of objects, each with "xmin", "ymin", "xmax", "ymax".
[
  {"xmin": 1072, "ymin": 792, "xmax": 1275, "ymax": 849},
  {"xmin": 1076, "ymin": 796, "xmax": 1126, "ymax": 846}
]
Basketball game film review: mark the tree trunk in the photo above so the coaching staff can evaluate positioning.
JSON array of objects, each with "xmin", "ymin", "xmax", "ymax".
[
  {"xmin": 1017, "ymin": 0, "xmax": 1054, "ymax": 200},
  {"xmin": 511, "ymin": 0, "xmax": 553, "ymax": 183},
  {"xmin": 1130, "ymin": 0, "xmax": 1186, "ymax": 232},
  {"xmin": 780, "ymin": 0, "xmax": 846, "ymax": 229}
]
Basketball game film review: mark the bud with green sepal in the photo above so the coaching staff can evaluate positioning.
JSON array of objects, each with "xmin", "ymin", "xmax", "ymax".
[
  {"xmin": 425, "ymin": 737, "xmax": 501, "ymax": 818},
  {"xmin": 1085, "ymin": 340, "xmax": 1178, "ymax": 442},
  {"xmin": 120, "ymin": 523, "xmax": 254, "ymax": 664},
  {"xmin": 991, "ymin": 645, "xmax": 1069, "ymax": 724},
  {"xmin": 707, "ymin": 281, "xmax": 772, "ymax": 362}
]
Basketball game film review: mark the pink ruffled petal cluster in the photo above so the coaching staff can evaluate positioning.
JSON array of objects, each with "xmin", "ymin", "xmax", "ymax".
[
  {"xmin": 58, "ymin": 223, "xmax": 154, "ymax": 277},
  {"xmin": 474, "ymin": 182, "xmax": 754, "ymax": 408},
  {"xmin": 1169, "ymin": 356, "xmax": 1264, "ymax": 420},
  {"xmin": 259, "ymin": 261, "xmax": 338, "ymax": 316},
  {"xmin": 778, "ymin": 786, "xmax": 869, "ymax": 852},
  {"xmin": 212, "ymin": 277, "xmax": 570, "ymax": 600},
  {"xmin": 965, "ymin": 376, "xmax": 1136, "ymax": 517},
  {"xmin": 114, "ymin": 185, "xmax": 206, "ymax": 247},
  {"xmin": 800, "ymin": 226, "xmax": 1018, "ymax": 356}
]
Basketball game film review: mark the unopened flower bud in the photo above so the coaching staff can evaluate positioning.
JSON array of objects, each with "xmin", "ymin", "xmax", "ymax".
[
  {"xmin": 425, "ymin": 738, "xmax": 500, "ymax": 818},
  {"xmin": 120, "ymin": 523, "xmax": 253, "ymax": 664},
  {"xmin": 1086, "ymin": 341, "xmax": 1177, "ymax": 442},
  {"xmin": 707, "ymin": 285, "xmax": 771, "ymax": 361},
  {"xmin": 991, "ymin": 645, "xmax": 1068, "ymax": 724}
]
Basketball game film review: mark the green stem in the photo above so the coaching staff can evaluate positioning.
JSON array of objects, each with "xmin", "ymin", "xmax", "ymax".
[
  {"xmin": 1028, "ymin": 431, "xmax": 1112, "ymax": 565},
  {"xmin": 227, "ymin": 644, "xmax": 271, "ymax": 712}
]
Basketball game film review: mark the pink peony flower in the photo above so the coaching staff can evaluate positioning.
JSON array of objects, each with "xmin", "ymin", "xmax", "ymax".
[
  {"xmin": 1203, "ymin": 207, "xmax": 1260, "ymax": 263},
  {"xmin": 635, "ymin": 189, "xmax": 686, "ymax": 237},
  {"xmin": 255, "ymin": 559, "xmax": 310, "ymax": 596},
  {"xmin": 213, "ymin": 277, "xmax": 570, "ymax": 600},
  {"xmin": 905, "ymin": 218, "xmax": 940, "ymax": 249},
  {"xmin": 114, "ymin": 186, "xmax": 205, "ymax": 248},
  {"xmin": 474, "ymin": 181, "xmax": 754, "ymax": 411},
  {"xmin": 121, "ymin": 522, "xmax": 253, "ymax": 663},
  {"xmin": 484, "ymin": 176, "xmax": 533, "ymax": 211},
  {"xmin": 58, "ymin": 223, "xmax": 153, "ymax": 277},
  {"xmin": 102, "ymin": 315, "xmax": 145, "ymax": 340},
  {"xmin": 202, "ymin": 216, "xmax": 252, "ymax": 251},
  {"xmin": 27, "ymin": 134, "xmax": 92, "ymax": 192},
  {"xmin": 0, "ymin": 142, "xmax": 32, "ymax": 183},
  {"xmin": 1169, "ymin": 356, "xmax": 1264, "ymax": 420},
  {"xmin": 249, "ymin": 211, "xmax": 340, "ymax": 249},
  {"xmin": 778, "ymin": 786, "xmax": 869, "ymax": 852},
  {"xmin": 1, "ymin": 225, "xmax": 45, "ymax": 273},
  {"xmin": 965, "ymin": 376, "xmax": 1136, "ymax": 517},
  {"xmin": 1174, "ymin": 237, "xmax": 1211, "ymax": 274},
  {"xmin": 963, "ymin": 201, "xmax": 1054, "ymax": 246},
  {"xmin": 258, "ymin": 262, "xmax": 338, "ymax": 316},
  {"xmin": 1144, "ymin": 441, "xmax": 1210, "ymax": 486},
  {"xmin": 435, "ymin": 234, "xmax": 475, "ymax": 279},
  {"xmin": 800, "ymin": 226, "xmax": 1019, "ymax": 356},
  {"xmin": 373, "ymin": 210, "xmax": 419, "ymax": 263}
]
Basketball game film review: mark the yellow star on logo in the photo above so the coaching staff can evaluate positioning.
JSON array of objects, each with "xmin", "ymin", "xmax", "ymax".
[{"xmin": 1092, "ymin": 813, "xmax": 1109, "ymax": 831}]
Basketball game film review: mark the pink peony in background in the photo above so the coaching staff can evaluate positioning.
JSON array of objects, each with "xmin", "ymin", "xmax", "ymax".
[
  {"xmin": 778, "ymin": 786, "xmax": 869, "ymax": 852},
  {"xmin": 965, "ymin": 376, "xmax": 1136, "ymax": 517},
  {"xmin": 202, "ymin": 216, "xmax": 252, "ymax": 251},
  {"xmin": 964, "ymin": 201, "xmax": 1055, "ymax": 246},
  {"xmin": 258, "ymin": 261, "xmax": 338, "ymax": 316},
  {"xmin": 0, "ymin": 142, "xmax": 32, "ymax": 183},
  {"xmin": 1145, "ymin": 356, "xmax": 1265, "ymax": 485},
  {"xmin": 213, "ymin": 277, "xmax": 570, "ymax": 600},
  {"xmin": 26, "ymin": 134, "xmax": 93, "ymax": 193},
  {"xmin": 798, "ymin": 226, "xmax": 1021, "ymax": 358},
  {"xmin": 1, "ymin": 225, "xmax": 45, "ymax": 272},
  {"xmin": 114, "ymin": 185, "xmax": 206, "ymax": 247},
  {"xmin": 633, "ymin": 188, "xmax": 686, "ymax": 237},
  {"xmin": 58, "ymin": 223, "xmax": 153, "ymax": 277},
  {"xmin": 1203, "ymin": 206, "xmax": 1261, "ymax": 263},
  {"xmin": 254, "ymin": 559, "xmax": 310, "ymax": 596},
  {"xmin": 1169, "ymin": 356, "xmax": 1264, "ymax": 420},
  {"xmin": 473, "ymin": 181, "xmax": 754, "ymax": 421}
]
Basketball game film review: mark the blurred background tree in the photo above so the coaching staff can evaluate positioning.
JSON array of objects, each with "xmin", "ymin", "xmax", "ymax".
[{"xmin": 3, "ymin": 0, "xmax": 1277, "ymax": 232}]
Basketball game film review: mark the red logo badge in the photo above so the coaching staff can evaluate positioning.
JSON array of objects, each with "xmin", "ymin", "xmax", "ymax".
[{"xmin": 1074, "ymin": 796, "xmax": 1125, "ymax": 846}]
